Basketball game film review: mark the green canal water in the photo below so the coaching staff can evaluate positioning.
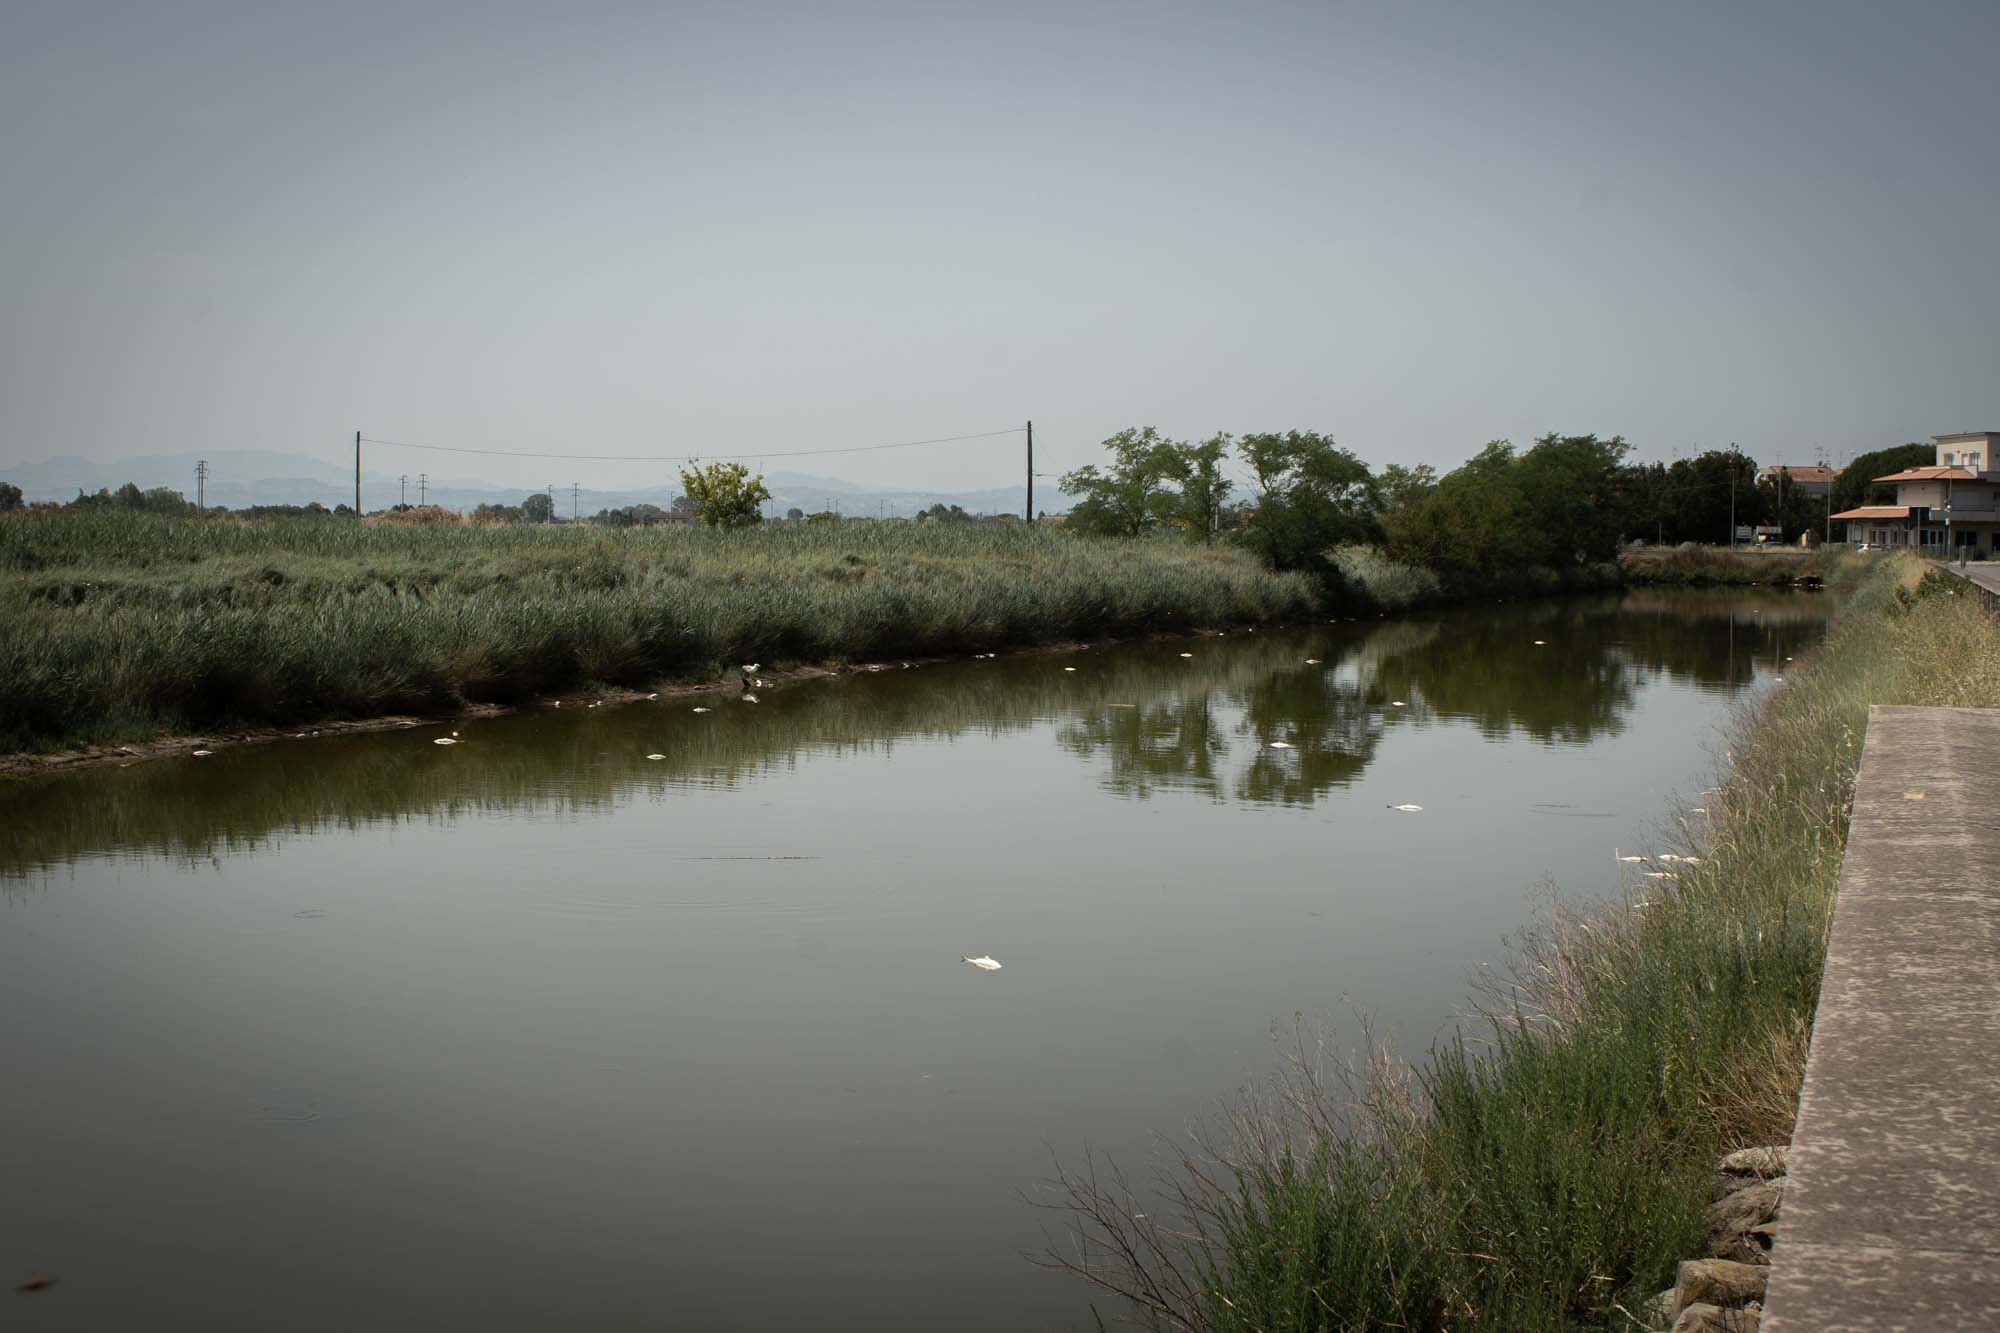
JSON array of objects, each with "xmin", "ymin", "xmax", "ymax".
[{"xmin": 0, "ymin": 589, "xmax": 1826, "ymax": 1330}]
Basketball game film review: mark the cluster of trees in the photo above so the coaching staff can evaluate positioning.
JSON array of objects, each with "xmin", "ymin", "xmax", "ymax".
[
  {"xmin": 235, "ymin": 502, "xmax": 354, "ymax": 518},
  {"xmin": 0, "ymin": 481, "xmax": 22, "ymax": 511},
  {"xmin": 1060, "ymin": 426, "xmax": 1935, "ymax": 583},
  {"xmin": 591, "ymin": 500, "xmax": 694, "ymax": 527},
  {"xmin": 63, "ymin": 482, "xmax": 196, "ymax": 514},
  {"xmin": 1057, "ymin": 428, "xmax": 1420, "ymax": 579}
]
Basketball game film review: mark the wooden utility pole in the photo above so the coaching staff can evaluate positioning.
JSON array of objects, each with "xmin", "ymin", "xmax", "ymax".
[
  {"xmin": 1025, "ymin": 420, "xmax": 1034, "ymax": 523},
  {"xmin": 354, "ymin": 430, "xmax": 362, "ymax": 516}
]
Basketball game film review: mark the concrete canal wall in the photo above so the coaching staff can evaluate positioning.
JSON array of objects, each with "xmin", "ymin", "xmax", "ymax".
[{"xmin": 1761, "ymin": 705, "xmax": 2000, "ymax": 1328}]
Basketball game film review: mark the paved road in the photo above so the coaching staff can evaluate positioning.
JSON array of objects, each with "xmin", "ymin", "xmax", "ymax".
[{"xmin": 1763, "ymin": 705, "xmax": 2000, "ymax": 1329}]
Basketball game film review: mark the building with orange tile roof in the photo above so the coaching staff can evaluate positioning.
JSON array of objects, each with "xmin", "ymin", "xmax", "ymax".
[{"xmin": 1831, "ymin": 433, "xmax": 2000, "ymax": 554}]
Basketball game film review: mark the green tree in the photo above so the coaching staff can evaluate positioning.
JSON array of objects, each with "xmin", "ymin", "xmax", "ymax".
[
  {"xmin": 594, "ymin": 503, "xmax": 668, "ymax": 527},
  {"xmin": 0, "ymin": 481, "xmax": 22, "ymax": 511},
  {"xmin": 1660, "ymin": 449, "xmax": 1758, "ymax": 545},
  {"xmin": 1757, "ymin": 470, "xmax": 1828, "ymax": 542},
  {"xmin": 1375, "ymin": 463, "xmax": 1438, "ymax": 517},
  {"xmin": 1513, "ymin": 433, "xmax": 1631, "ymax": 563},
  {"xmin": 1384, "ymin": 441, "xmax": 1531, "ymax": 576},
  {"xmin": 1827, "ymin": 443, "xmax": 1934, "ymax": 516},
  {"xmin": 522, "ymin": 492, "xmax": 556, "ymax": 523},
  {"xmin": 920, "ymin": 502, "xmax": 971, "ymax": 523},
  {"xmin": 1172, "ymin": 434, "xmax": 1233, "ymax": 543},
  {"xmin": 1234, "ymin": 430, "xmax": 1376, "ymax": 574},
  {"xmin": 1058, "ymin": 427, "xmax": 1187, "ymax": 537},
  {"xmin": 678, "ymin": 461, "xmax": 771, "ymax": 528},
  {"xmin": 139, "ymin": 486, "xmax": 190, "ymax": 515}
]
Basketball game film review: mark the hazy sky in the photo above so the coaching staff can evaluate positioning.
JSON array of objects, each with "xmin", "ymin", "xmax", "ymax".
[{"xmin": 5, "ymin": 1, "xmax": 1997, "ymax": 494}]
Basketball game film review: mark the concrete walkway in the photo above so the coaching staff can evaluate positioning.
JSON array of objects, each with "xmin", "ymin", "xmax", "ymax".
[
  {"xmin": 1955, "ymin": 561, "xmax": 2000, "ymax": 601},
  {"xmin": 1763, "ymin": 705, "xmax": 2000, "ymax": 1329}
]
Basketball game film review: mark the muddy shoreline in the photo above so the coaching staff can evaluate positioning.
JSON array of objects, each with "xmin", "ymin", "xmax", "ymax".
[{"xmin": 0, "ymin": 628, "xmax": 1284, "ymax": 780}]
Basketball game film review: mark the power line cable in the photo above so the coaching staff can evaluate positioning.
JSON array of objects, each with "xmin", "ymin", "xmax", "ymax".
[{"xmin": 356, "ymin": 426, "xmax": 1024, "ymax": 464}]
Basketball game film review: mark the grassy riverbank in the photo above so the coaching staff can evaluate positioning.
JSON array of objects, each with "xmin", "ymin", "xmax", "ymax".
[
  {"xmin": 0, "ymin": 511, "xmax": 1315, "ymax": 753},
  {"xmin": 1621, "ymin": 545, "xmax": 1827, "ymax": 586},
  {"xmin": 1048, "ymin": 551, "xmax": 2000, "ymax": 1329}
]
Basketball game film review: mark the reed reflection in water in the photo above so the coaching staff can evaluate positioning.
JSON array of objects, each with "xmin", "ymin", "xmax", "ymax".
[{"xmin": 0, "ymin": 589, "xmax": 1825, "ymax": 1333}]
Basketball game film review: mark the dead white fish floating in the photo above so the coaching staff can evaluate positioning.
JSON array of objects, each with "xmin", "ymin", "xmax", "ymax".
[
  {"xmin": 1305, "ymin": 658, "xmax": 1320, "ymax": 664},
  {"xmin": 1683, "ymin": 856, "xmax": 1703, "ymax": 864},
  {"xmin": 742, "ymin": 693, "xmax": 759, "ymax": 703},
  {"xmin": 648, "ymin": 693, "xmax": 660, "ymax": 700},
  {"xmin": 961, "ymin": 955, "xmax": 1003, "ymax": 972},
  {"xmin": 1645, "ymin": 871, "xmax": 1673, "ymax": 879},
  {"xmin": 1063, "ymin": 667, "xmax": 1078, "ymax": 672},
  {"xmin": 1534, "ymin": 639, "xmax": 1547, "ymax": 645},
  {"xmin": 646, "ymin": 753, "xmax": 666, "ymax": 761},
  {"xmin": 1179, "ymin": 652, "xmax": 1194, "ymax": 658},
  {"xmin": 191, "ymin": 749, "xmax": 213, "ymax": 757},
  {"xmin": 432, "ymin": 737, "xmax": 459, "ymax": 746},
  {"xmin": 1269, "ymin": 741, "xmax": 1295, "ymax": 750},
  {"xmin": 691, "ymin": 707, "xmax": 712, "ymax": 714},
  {"xmin": 1657, "ymin": 853, "xmax": 1682, "ymax": 862},
  {"xmin": 1618, "ymin": 855, "xmax": 1648, "ymax": 863},
  {"xmin": 741, "ymin": 663, "xmax": 760, "ymax": 673},
  {"xmin": 1387, "ymin": 803, "xmax": 1424, "ymax": 813},
  {"xmin": 1390, "ymin": 701, "xmax": 1406, "ymax": 708}
]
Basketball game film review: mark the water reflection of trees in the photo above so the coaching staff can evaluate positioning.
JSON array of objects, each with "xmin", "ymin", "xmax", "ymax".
[
  {"xmin": 1, "ymin": 591, "xmax": 1826, "ymax": 876},
  {"xmin": 1058, "ymin": 591, "xmax": 1824, "ymax": 806}
]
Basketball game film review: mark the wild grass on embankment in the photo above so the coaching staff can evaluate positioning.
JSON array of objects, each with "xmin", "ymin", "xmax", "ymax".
[
  {"xmin": 0, "ymin": 510, "xmax": 1314, "ymax": 753},
  {"xmin": 1621, "ymin": 545, "xmax": 1827, "ymax": 587},
  {"xmin": 1046, "ymin": 552, "xmax": 2000, "ymax": 1330}
]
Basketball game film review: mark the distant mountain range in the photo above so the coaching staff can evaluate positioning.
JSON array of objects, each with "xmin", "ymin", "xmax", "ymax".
[{"xmin": 0, "ymin": 450, "xmax": 1064, "ymax": 519}]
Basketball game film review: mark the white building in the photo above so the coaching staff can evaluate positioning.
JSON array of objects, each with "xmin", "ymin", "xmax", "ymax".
[{"xmin": 1832, "ymin": 432, "xmax": 2000, "ymax": 555}]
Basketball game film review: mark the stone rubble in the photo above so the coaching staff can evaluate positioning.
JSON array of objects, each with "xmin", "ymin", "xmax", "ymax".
[{"xmin": 1643, "ymin": 1146, "xmax": 1787, "ymax": 1331}]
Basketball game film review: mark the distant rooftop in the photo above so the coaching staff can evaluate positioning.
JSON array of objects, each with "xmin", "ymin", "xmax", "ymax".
[{"xmin": 1876, "ymin": 466, "xmax": 1981, "ymax": 483}]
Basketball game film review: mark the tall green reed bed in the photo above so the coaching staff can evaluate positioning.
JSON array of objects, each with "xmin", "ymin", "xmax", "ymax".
[
  {"xmin": 1045, "ymin": 552, "xmax": 2000, "ymax": 1330},
  {"xmin": 0, "ymin": 511, "xmax": 1314, "ymax": 752}
]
